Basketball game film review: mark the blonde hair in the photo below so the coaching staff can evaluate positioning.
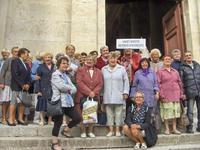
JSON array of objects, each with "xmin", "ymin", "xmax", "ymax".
[
  {"xmin": 150, "ymin": 48, "xmax": 161, "ymax": 58},
  {"xmin": 108, "ymin": 51, "xmax": 121, "ymax": 59},
  {"xmin": 1, "ymin": 48, "xmax": 10, "ymax": 53},
  {"xmin": 86, "ymin": 54, "xmax": 97, "ymax": 63},
  {"xmin": 42, "ymin": 52, "xmax": 53, "ymax": 59}
]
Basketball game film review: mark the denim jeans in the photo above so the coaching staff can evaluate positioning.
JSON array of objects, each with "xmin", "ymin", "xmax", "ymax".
[{"xmin": 187, "ymin": 96, "xmax": 200, "ymax": 130}]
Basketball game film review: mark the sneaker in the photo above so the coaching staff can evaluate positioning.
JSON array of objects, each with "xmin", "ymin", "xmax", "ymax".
[
  {"xmin": 88, "ymin": 132, "xmax": 95, "ymax": 138},
  {"xmin": 81, "ymin": 132, "xmax": 87, "ymax": 138},
  {"xmin": 134, "ymin": 143, "xmax": 140, "ymax": 149},
  {"xmin": 141, "ymin": 143, "xmax": 147, "ymax": 149},
  {"xmin": 106, "ymin": 132, "xmax": 114, "ymax": 137},
  {"xmin": 115, "ymin": 132, "xmax": 121, "ymax": 137}
]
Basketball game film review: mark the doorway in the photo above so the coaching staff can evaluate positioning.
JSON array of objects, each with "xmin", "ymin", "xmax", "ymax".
[{"xmin": 106, "ymin": 0, "xmax": 186, "ymax": 55}]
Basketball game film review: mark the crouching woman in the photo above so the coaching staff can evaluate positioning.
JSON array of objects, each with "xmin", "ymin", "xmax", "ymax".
[{"xmin": 123, "ymin": 91, "xmax": 152, "ymax": 149}]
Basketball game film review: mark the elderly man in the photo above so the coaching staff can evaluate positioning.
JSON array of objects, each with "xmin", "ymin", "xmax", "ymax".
[{"xmin": 179, "ymin": 51, "xmax": 200, "ymax": 133}]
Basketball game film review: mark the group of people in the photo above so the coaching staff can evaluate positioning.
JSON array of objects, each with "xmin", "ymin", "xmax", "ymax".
[{"xmin": 0, "ymin": 45, "xmax": 200, "ymax": 150}]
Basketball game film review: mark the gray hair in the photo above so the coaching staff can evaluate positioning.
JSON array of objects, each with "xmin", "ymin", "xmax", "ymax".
[
  {"xmin": 150, "ymin": 48, "xmax": 161, "ymax": 58},
  {"xmin": 171, "ymin": 49, "xmax": 181, "ymax": 55},
  {"xmin": 100, "ymin": 45, "xmax": 109, "ymax": 54}
]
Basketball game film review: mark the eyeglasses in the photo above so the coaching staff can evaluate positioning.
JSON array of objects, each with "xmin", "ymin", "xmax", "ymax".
[{"xmin": 135, "ymin": 96, "xmax": 144, "ymax": 98}]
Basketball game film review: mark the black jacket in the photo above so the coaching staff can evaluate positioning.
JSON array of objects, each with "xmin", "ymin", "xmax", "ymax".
[
  {"xmin": 11, "ymin": 58, "xmax": 31, "ymax": 91},
  {"xmin": 179, "ymin": 61, "xmax": 200, "ymax": 99}
]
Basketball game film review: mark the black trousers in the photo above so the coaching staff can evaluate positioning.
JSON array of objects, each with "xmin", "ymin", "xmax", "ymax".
[{"xmin": 52, "ymin": 107, "xmax": 81, "ymax": 137}]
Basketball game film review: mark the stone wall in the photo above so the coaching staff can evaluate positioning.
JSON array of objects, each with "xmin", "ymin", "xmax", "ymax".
[
  {"xmin": 0, "ymin": 0, "xmax": 105, "ymax": 56},
  {"xmin": 182, "ymin": 0, "xmax": 200, "ymax": 62}
]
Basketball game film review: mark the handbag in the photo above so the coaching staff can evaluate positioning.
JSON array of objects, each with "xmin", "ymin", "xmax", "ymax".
[
  {"xmin": 145, "ymin": 123, "xmax": 158, "ymax": 147},
  {"xmin": 47, "ymin": 98, "xmax": 63, "ymax": 117},
  {"xmin": 151, "ymin": 103, "xmax": 162, "ymax": 133},
  {"xmin": 46, "ymin": 85, "xmax": 63, "ymax": 117},
  {"xmin": 17, "ymin": 91, "xmax": 33, "ymax": 107},
  {"xmin": 179, "ymin": 102, "xmax": 189, "ymax": 127}
]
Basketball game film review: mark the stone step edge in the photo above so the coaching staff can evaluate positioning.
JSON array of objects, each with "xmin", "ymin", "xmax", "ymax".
[{"xmin": 0, "ymin": 135, "xmax": 199, "ymax": 149}]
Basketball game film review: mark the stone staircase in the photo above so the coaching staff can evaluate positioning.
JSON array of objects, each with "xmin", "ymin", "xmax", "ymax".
[{"xmin": 0, "ymin": 124, "xmax": 200, "ymax": 150}]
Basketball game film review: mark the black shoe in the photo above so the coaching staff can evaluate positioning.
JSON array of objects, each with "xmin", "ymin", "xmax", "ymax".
[
  {"xmin": 186, "ymin": 128, "xmax": 194, "ymax": 133},
  {"xmin": 18, "ymin": 120, "xmax": 28, "ymax": 126},
  {"xmin": 61, "ymin": 130, "xmax": 74, "ymax": 138},
  {"xmin": 196, "ymin": 128, "xmax": 200, "ymax": 132},
  {"xmin": 7, "ymin": 121, "xmax": 16, "ymax": 126}
]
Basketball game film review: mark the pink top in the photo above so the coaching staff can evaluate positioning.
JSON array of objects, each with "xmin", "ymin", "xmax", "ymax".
[{"xmin": 157, "ymin": 67, "xmax": 183, "ymax": 102}]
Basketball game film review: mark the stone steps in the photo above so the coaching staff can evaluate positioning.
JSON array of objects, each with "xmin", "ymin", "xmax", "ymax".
[
  {"xmin": 1, "ymin": 124, "xmax": 200, "ymax": 149},
  {"xmin": 0, "ymin": 133, "xmax": 200, "ymax": 150}
]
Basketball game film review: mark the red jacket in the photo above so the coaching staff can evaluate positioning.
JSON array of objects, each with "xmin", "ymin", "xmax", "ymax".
[
  {"xmin": 75, "ymin": 65, "xmax": 103, "ymax": 104},
  {"xmin": 95, "ymin": 56, "xmax": 108, "ymax": 70}
]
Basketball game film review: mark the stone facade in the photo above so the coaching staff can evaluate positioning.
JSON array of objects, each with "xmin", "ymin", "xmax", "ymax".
[
  {"xmin": 0, "ymin": 0, "xmax": 199, "ymax": 62},
  {"xmin": 182, "ymin": 0, "xmax": 200, "ymax": 62},
  {"xmin": 0, "ymin": 0, "xmax": 105, "ymax": 56}
]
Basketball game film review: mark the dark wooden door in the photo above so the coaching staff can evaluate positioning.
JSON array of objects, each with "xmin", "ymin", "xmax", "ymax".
[{"xmin": 162, "ymin": 3, "xmax": 186, "ymax": 55}]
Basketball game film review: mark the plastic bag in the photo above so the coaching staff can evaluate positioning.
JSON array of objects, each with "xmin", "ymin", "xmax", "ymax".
[{"xmin": 82, "ymin": 97, "xmax": 98, "ymax": 124}]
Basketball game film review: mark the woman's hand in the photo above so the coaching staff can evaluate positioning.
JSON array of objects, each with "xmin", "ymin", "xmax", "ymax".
[
  {"xmin": 89, "ymin": 91, "xmax": 95, "ymax": 98},
  {"xmin": 37, "ymin": 92, "xmax": 42, "ymax": 96},
  {"xmin": 155, "ymin": 92, "xmax": 159, "ymax": 100},
  {"xmin": 131, "ymin": 124, "xmax": 141, "ymax": 129},
  {"xmin": 123, "ymin": 94, "xmax": 128, "ymax": 100}
]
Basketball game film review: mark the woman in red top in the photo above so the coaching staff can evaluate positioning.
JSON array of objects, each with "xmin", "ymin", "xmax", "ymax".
[
  {"xmin": 76, "ymin": 54, "xmax": 103, "ymax": 138},
  {"xmin": 157, "ymin": 56, "xmax": 184, "ymax": 135}
]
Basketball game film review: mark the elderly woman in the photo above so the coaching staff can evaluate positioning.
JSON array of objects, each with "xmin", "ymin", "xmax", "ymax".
[
  {"xmin": 76, "ymin": 54, "xmax": 103, "ymax": 138},
  {"xmin": 35, "ymin": 52, "xmax": 56, "ymax": 126},
  {"xmin": 123, "ymin": 91, "xmax": 151, "ymax": 149},
  {"xmin": 51, "ymin": 56, "xmax": 81, "ymax": 150},
  {"xmin": 130, "ymin": 58, "xmax": 159, "ymax": 110},
  {"xmin": 157, "ymin": 56, "xmax": 184, "ymax": 135},
  {"xmin": 102, "ymin": 51, "xmax": 130, "ymax": 137},
  {"xmin": 150, "ymin": 48, "xmax": 163, "ymax": 72}
]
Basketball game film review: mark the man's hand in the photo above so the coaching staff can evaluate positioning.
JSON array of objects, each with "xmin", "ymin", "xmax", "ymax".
[{"xmin": 123, "ymin": 94, "xmax": 128, "ymax": 100}]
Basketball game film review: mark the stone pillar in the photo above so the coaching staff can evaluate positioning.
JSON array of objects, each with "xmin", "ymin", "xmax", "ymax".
[
  {"xmin": 182, "ymin": 0, "xmax": 200, "ymax": 62},
  {"xmin": 0, "ymin": 0, "xmax": 10, "ymax": 50},
  {"xmin": 70, "ymin": 0, "xmax": 105, "ymax": 53},
  {"xmin": 2, "ymin": 0, "xmax": 72, "ymax": 56}
]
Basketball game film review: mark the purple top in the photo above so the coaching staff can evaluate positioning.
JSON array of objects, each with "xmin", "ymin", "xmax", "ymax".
[
  {"xmin": 130, "ymin": 68, "xmax": 159, "ymax": 107},
  {"xmin": 157, "ymin": 68, "xmax": 183, "ymax": 102}
]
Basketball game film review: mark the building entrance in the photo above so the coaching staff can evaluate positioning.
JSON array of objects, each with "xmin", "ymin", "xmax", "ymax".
[{"xmin": 106, "ymin": 0, "xmax": 186, "ymax": 55}]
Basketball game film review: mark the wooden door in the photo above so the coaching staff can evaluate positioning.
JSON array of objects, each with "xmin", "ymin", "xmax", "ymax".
[{"xmin": 162, "ymin": 3, "xmax": 186, "ymax": 55}]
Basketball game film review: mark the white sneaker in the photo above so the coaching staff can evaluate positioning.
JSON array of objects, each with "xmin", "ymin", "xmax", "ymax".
[
  {"xmin": 106, "ymin": 132, "xmax": 114, "ymax": 137},
  {"xmin": 88, "ymin": 132, "xmax": 95, "ymax": 138},
  {"xmin": 115, "ymin": 132, "xmax": 121, "ymax": 137},
  {"xmin": 141, "ymin": 143, "xmax": 147, "ymax": 149},
  {"xmin": 81, "ymin": 132, "xmax": 87, "ymax": 138}
]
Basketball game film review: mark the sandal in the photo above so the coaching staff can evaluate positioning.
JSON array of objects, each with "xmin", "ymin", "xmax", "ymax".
[
  {"xmin": 172, "ymin": 129, "xmax": 181, "ymax": 135},
  {"xmin": 51, "ymin": 142, "xmax": 64, "ymax": 150},
  {"xmin": 164, "ymin": 130, "xmax": 170, "ymax": 135},
  {"xmin": 39, "ymin": 121, "xmax": 45, "ymax": 127},
  {"xmin": 61, "ymin": 130, "xmax": 74, "ymax": 138},
  {"xmin": 134, "ymin": 143, "xmax": 140, "ymax": 149}
]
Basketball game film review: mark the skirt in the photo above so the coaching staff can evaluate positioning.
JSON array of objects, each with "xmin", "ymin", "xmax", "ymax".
[
  {"xmin": 160, "ymin": 101, "xmax": 181, "ymax": 121},
  {"xmin": 0, "ymin": 85, "xmax": 12, "ymax": 102},
  {"xmin": 36, "ymin": 96, "xmax": 47, "ymax": 112}
]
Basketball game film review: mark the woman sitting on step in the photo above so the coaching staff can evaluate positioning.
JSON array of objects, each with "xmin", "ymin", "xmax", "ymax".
[{"xmin": 123, "ymin": 91, "xmax": 151, "ymax": 149}]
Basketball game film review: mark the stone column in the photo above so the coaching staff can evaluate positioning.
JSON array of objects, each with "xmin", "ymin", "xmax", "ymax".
[
  {"xmin": 70, "ymin": 0, "xmax": 105, "ymax": 53},
  {"xmin": 182, "ymin": 0, "xmax": 200, "ymax": 62},
  {"xmin": 0, "ymin": 0, "xmax": 10, "ymax": 50}
]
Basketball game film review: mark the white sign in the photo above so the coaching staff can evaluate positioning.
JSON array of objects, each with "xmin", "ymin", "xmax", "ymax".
[{"xmin": 116, "ymin": 38, "xmax": 146, "ymax": 49}]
